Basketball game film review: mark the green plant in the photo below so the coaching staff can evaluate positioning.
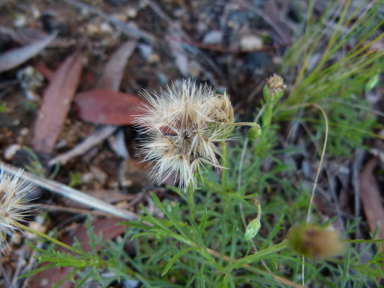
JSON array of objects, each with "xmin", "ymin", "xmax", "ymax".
[
  {"xmin": 280, "ymin": 0, "xmax": 384, "ymax": 156},
  {"xmin": 3, "ymin": 0, "xmax": 384, "ymax": 287},
  {"xmin": 15, "ymin": 76, "xmax": 383, "ymax": 287}
]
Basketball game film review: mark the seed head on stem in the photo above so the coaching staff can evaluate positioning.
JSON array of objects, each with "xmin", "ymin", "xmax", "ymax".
[
  {"xmin": 134, "ymin": 80, "xmax": 234, "ymax": 191},
  {"xmin": 0, "ymin": 167, "xmax": 35, "ymax": 251}
]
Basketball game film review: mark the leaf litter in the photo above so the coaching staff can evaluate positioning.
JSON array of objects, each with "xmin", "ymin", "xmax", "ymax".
[{"xmin": 32, "ymin": 50, "xmax": 82, "ymax": 153}]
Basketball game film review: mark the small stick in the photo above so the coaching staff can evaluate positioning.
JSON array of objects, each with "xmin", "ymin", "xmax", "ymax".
[
  {"xmin": 62, "ymin": 0, "xmax": 155, "ymax": 44},
  {"xmin": 38, "ymin": 204, "xmax": 117, "ymax": 217},
  {"xmin": 49, "ymin": 125, "xmax": 118, "ymax": 166}
]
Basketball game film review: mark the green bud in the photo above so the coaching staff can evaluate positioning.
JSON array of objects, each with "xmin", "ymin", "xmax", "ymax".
[
  {"xmin": 365, "ymin": 74, "xmax": 379, "ymax": 91},
  {"xmin": 244, "ymin": 218, "xmax": 261, "ymax": 241},
  {"xmin": 244, "ymin": 198, "xmax": 262, "ymax": 241},
  {"xmin": 247, "ymin": 124, "xmax": 261, "ymax": 140}
]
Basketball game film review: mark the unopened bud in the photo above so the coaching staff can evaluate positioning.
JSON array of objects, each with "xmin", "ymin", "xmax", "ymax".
[
  {"xmin": 286, "ymin": 224, "xmax": 345, "ymax": 259},
  {"xmin": 247, "ymin": 124, "xmax": 261, "ymax": 141},
  {"xmin": 365, "ymin": 74, "xmax": 379, "ymax": 91},
  {"xmin": 244, "ymin": 198, "xmax": 261, "ymax": 241},
  {"xmin": 245, "ymin": 218, "xmax": 261, "ymax": 241},
  {"xmin": 264, "ymin": 74, "xmax": 286, "ymax": 104}
]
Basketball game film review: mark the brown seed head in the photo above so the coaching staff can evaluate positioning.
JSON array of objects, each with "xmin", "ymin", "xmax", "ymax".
[
  {"xmin": 287, "ymin": 224, "xmax": 345, "ymax": 260},
  {"xmin": 266, "ymin": 74, "xmax": 286, "ymax": 95}
]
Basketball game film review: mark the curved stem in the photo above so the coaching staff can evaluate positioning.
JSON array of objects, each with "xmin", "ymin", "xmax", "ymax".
[
  {"xmin": 229, "ymin": 122, "xmax": 260, "ymax": 128},
  {"xmin": 16, "ymin": 223, "xmax": 79, "ymax": 254}
]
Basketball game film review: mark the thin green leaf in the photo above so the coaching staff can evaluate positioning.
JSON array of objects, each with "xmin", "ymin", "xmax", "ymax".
[
  {"xmin": 161, "ymin": 247, "xmax": 195, "ymax": 276},
  {"xmin": 19, "ymin": 263, "xmax": 58, "ymax": 279},
  {"xmin": 53, "ymin": 267, "xmax": 82, "ymax": 288}
]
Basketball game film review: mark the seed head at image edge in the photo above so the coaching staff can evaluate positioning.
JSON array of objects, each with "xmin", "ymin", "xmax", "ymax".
[
  {"xmin": 134, "ymin": 80, "xmax": 235, "ymax": 191},
  {"xmin": 0, "ymin": 167, "xmax": 35, "ymax": 252}
]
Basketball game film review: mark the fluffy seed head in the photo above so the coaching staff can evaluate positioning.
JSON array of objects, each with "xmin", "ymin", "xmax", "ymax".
[
  {"xmin": 0, "ymin": 167, "xmax": 35, "ymax": 251},
  {"xmin": 134, "ymin": 80, "xmax": 234, "ymax": 190}
]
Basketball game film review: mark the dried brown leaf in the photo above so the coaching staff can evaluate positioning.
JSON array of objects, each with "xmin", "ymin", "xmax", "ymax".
[
  {"xmin": 29, "ymin": 266, "xmax": 73, "ymax": 288},
  {"xmin": 32, "ymin": 51, "xmax": 83, "ymax": 153},
  {"xmin": 75, "ymin": 89, "xmax": 145, "ymax": 125},
  {"xmin": 97, "ymin": 40, "xmax": 137, "ymax": 91},
  {"xmin": 62, "ymin": 218, "xmax": 125, "ymax": 253},
  {"xmin": 358, "ymin": 157, "xmax": 384, "ymax": 253},
  {"xmin": 0, "ymin": 32, "xmax": 57, "ymax": 73}
]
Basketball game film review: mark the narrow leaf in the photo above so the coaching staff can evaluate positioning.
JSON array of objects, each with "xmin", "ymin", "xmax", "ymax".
[
  {"xmin": 32, "ymin": 50, "xmax": 82, "ymax": 153},
  {"xmin": 53, "ymin": 267, "xmax": 82, "ymax": 288},
  {"xmin": 0, "ymin": 31, "xmax": 57, "ymax": 72},
  {"xmin": 97, "ymin": 40, "xmax": 137, "ymax": 91},
  {"xmin": 161, "ymin": 247, "xmax": 195, "ymax": 276},
  {"xmin": 19, "ymin": 263, "xmax": 58, "ymax": 279}
]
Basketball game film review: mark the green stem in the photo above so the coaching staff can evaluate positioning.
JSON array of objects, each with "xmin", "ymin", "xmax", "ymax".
[
  {"xmin": 263, "ymin": 103, "xmax": 274, "ymax": 130},
  {"xmin": 17, "ymin": 223, "xmax": 80, "ymax": 254},
  {"xmin": 233, "ymin": 241, "xmax": 288, "ymax": 269},
  {"xmin": 188, "ymin": 184, "xmax": 195, "ymax": 219},
  {"xmin": 341, "ymin": 238, "xmax": 384, "ymax": 243},
  {"xmin": 221, "ymin": 142, "xmax": 227, "ymax": 185},
  {"xmin": 229, "ymin": 122, "xmax": 260, "ymax": 128},
  {"xmin": 255, "ymin": 103, "xmax": 274, "ymax": 155}
]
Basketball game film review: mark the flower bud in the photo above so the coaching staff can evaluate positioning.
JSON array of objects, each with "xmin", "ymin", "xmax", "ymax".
[
  {"xmin": 365, "ymin": 74, "xmax": 379, "ymax": 91},
  {"xmin": 286, "ymin": 224, "xmax": 345, "ymax": 260},
  {"xmin": 244, "ymin": 198, "xmax": 261, "ymax": 241},
  {"xmin": 264, "ymin": 74, "xmax": 286, "ymax": 104},
  {"xmin": 247, "ymin": 124, "xmax": 261, "ymax": 141},
  {"xmin": 244, "ymin": 218, "xmax": 261, "ymax": 241}
]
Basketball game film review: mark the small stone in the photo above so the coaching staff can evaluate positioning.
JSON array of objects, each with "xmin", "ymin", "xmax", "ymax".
[
  {"xmin": 29, "ymin": 221, "xmax": 47, "ymax": 235},
  {"xmin": 17, "ymin": 66, "xmax": 44, "ymax": 90},
  {"xmin": 138, "ymin": 43, "xmax": 153, "ymax": 60},
  {"xmin": 148, "ymin": 53, "xmax": 160, "ymax": 63},
  {"xmin": 173, "ymin": 7, "xmax": 187, "ymax": 18},
  {"xmin": 100, "ymin": 22, "xmax": 114, "ymax": 34},
  {"xmin": 272, "ymin": 56, "xmax": 283, "ymax": 65},
  {"xmin": 12, "ymin": 119, "xmax": 20, "ymax": 126},
  {"xmin": 87, "ymin": 23, "xmax": 99, "ymax": 36},
  {"xmin": 157, "ymin": 73, "xmax": 168, "ymax": 85},
  {"xmin": 19, "ymin": 128, "xmax": 29, "ymax": 136},
  {"xmin": 81, "ymin": 172, "xmax": 94, "ymax": 184},
  {"xmin": 4, "ymin": 144, "xmax": 21, "ymax": 160},
  {"xmin": 90, "ymin": 166, "xmax": 107, "ymax": 185},
  {"xmin": 189, "ymin": 62, "xmax": 201, "ymax": 78},
  {"xmin": 202, "ymin": 30, "xmax": 223, "ymax": 45},
  {"xmin": 126, "ymin": 8, "xmax": 137, "ymax": 18},
  {"xmin": 240, "ymin": 35, "xmax": 263, "ymax": 51}
]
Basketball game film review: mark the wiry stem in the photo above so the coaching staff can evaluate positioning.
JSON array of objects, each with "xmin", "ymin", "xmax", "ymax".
[{"xmin": 16, "ymin": 223, "xmax": 79, "ymax": 253}]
